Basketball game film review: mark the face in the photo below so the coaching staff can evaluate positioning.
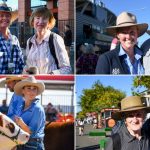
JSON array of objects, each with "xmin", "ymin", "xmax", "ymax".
[
  {"xmin": 33, "ymin": 16, "xmax": 50, "ymax": 33},
  {"xmin": 125, "ymin": 110, "xmax": 145, "ymax": 133},
  {"xmin": 6, "ymin": 81, "xmax": 16, "ymax": 92},
  {"xmin": 0, "ymin": 12, "xmax": 11, "ymax": 29},
  {"xmin": 117, "ymin": 26, "xmax": 138, "ymax": 51},
  {"xmin": 22, "ymin": 86, "xmax": 38, "ymax": 101}
]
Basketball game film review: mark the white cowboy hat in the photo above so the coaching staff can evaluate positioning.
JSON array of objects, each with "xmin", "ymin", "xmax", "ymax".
[
  {"xmin": 106, "ymin": 12, "xmax": 148, "ymax": 37},
  {"xmin": 0, "ymin": 2, "xmax": 18, "ymax": 23},
  {"xmin": 112, "ymin": 96, "xmax": 150, "ymax": 120},
  {"xmin": 14, "ymin": 76, "xmax": 45, "ymax": 96}
]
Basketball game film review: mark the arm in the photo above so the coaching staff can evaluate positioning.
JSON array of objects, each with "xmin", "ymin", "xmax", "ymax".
[
  {"xmin": 15, "ymin": 116, "xmax": 31, "ymax": 134},
  {"xmin": 52, "ymin": 34, "xmax": 72, "ymax": 74},
  {"xmin": 12, "ymin": 36, "xmax": 25, "ymax": 74},
  {"xmin": 95, "ymin": 54, "xmax": 110, "ymax": 74}
]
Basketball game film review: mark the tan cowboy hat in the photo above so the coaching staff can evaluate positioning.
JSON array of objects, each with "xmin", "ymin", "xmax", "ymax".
[
  {"xmin": 14, "ymin": 76, "xmax": 45, "ymax": 96},
  {"xmin": 112, "ymin": 96, "xmax": 150, "ymax": 120},
  {"xmin": 106, "ymin": 12, "xmax": 148, "ymax": 37},
  {"xmin": 5, "ymin": 75, "xmax": 25, "ymax": 83},
  {"xmin": 0, "ymin": 2, "xmax": 18, "ymax": 23}
]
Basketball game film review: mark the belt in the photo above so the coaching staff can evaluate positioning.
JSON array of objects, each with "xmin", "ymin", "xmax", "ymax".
[{"xmin": 29, "ymin": 138, "xmax": 43, "ymax": 143}]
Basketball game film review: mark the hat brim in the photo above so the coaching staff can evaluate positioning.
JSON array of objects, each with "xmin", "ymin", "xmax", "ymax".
[
  {"xmin": 14, "ymin": 80, "xmax": 45, "ymax": 96},
  {"xmin": 11, "ymin": 10, "xmax": 18, "ymax": 23},
  {"xmin": 112, "ymin": 106, "xmax": 150, "ymax": 120},
  {"xmin": 0, "ymin": 10, "xmax": 18, "ymax": 23},
  {"xmin": 106, "ymin": 23, "xmax": 148, "ymax": 37},
  {"xmin": 5, "ymin": 76, "xmax": 25, "ymax": 83},
  {"xmin": 146, "ymin": 30, "xmax": 150, "ymax": 35}
]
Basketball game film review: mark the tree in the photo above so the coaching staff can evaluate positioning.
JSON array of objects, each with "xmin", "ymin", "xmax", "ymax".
[
  {"xmin": 78, "ymin": 80, "xmax": 126, "ymax": 117},
  {"xmin": 132, "ymin": 76, "xmax": 150, "ymax": 95}
]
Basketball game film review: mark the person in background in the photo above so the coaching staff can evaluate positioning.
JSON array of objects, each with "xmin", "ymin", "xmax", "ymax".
[
  {"xmin": 76, "ymin": 44, "xmax": 98, "ymax": 74},
  {"xmin": 25, "ymin": 7, "xmax": 71, "ymax": 74},
  {"xmin": 0, "ymin": 2, "xmax": 24, "ymax": 74},
  {"xmin": 140, "ymin": 30, "xmax": 150, "ymax": 75},
  {"xmin": 45, "ymin": 102, "xmax": 58, "ymax": 122},
  {"xmin": 105, "ymin": 96, "xmax": 150, "ymax": 150},
  {"xmin": 5, "ymin": 76, "xmax": 25, "ymax": 120},
  {"xmin": 110, "ymin": 38, "xmax": 118, "ymax": 50},
  {"xmin": 0, "ymin": 99, "xmax": 8, "ymax": 114},
  {"xmin": 14, "ymin": 76, "xmax": 46, "ymax": 150},
  {"xmin": 63, "ymin": 25, "xmax": 72, "ymax": 58},
  {"xmin": 78, "ymin": 118, "xmax": 84, "ymax": 136},
  {"xmin": 96, "ymin": 12, "xmax": 148, "ymax": 75}
]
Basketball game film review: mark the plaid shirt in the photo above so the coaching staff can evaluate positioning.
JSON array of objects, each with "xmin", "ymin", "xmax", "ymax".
[{"xmin": 0, "ymin": 33, "xmax": 24, "ymax": 74}]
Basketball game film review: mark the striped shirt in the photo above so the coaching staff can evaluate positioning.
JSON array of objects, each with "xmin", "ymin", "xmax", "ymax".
[{"xmin": 26, "ymin": 30, "xmax": 71, "ymax": 74}]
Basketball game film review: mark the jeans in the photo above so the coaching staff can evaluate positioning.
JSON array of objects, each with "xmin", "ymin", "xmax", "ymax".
[{"xmin": 17, "ymin": 140, "xmax": 45, "ymax": 150}]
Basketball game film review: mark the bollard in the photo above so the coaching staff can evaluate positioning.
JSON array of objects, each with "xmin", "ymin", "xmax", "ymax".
[{"xmin": 99, "ymin": 138, "xmax": 107, "ymax": 150}]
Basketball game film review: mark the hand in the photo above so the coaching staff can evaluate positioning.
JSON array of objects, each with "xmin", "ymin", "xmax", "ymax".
[{"xmin": 14, "ymin": 116, "xmax": 24, "ymax": 127}]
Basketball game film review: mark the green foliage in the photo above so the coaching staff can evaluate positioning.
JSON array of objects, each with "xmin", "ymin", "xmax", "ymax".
[
  {"xmin": 132, "ymin": 76, "xmax": 150, "ymax": 95},
  {"xmin": 77, "ymin": 80, "xmax": 126, "ymax": 118}
]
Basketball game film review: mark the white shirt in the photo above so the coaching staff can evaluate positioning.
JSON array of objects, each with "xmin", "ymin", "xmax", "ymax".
[
  {"xmin": 26, "ymin": 30, "xmax": 71, "ymax": 74},
  {"xmin": 143, "ymin": 48, "xmax": 150, "ymax": 75}
]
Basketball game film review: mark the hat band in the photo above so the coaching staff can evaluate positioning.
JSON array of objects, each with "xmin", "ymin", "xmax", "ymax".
[
  {"xmin": 117, "ymin": 21, "xmax": 136, "ymax": 26},
  {"xmin": 123, "ymin": 105, "xmax": 144, "ymax": 111},
  {"xmin": 0, "ymin": 6, "xmax": 12, "ymax": 12}
]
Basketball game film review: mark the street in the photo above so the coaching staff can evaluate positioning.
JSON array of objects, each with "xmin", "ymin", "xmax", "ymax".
[{"xmin": 76, "ymin": 124, "xmax": 108, "ymax": 150}]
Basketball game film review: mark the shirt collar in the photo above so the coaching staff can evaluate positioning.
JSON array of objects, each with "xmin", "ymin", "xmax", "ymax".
[
  {"xmin": 31, "ymin": 30, "xmax": 51, "ymax": 43},
  {"xmin": 119, "ymin": 45, "xmax": 143, "ymax": 60}
]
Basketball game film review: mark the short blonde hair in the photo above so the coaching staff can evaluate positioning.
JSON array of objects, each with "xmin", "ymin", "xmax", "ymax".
[{"xmin": 29, "ymin": 7, "xmax": 56, "ymax": 29}]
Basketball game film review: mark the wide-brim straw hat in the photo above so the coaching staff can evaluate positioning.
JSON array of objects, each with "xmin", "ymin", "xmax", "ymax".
[
  {"xmin": 112, "ymin": 96, "xmax": 150, "ymax": 120},
  {"xmin": 0, "ymin": 3, "xmax": 18, "ymax": 23},
  {"xmin": 14, "ymin": 76, "xmax": 45, "ymax": 96},
  {"xmin": 106, "ymin": 12, "xmax": 148, "ymax": 37},
  {"xmin": 5, "ymin": 75, "xmax": 25, "ymax": 83}
]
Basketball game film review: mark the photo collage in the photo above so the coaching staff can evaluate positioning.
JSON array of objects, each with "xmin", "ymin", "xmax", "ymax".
[{"xmin": 0, "ymin": 0, "xmax": 150, "ymax": 150}]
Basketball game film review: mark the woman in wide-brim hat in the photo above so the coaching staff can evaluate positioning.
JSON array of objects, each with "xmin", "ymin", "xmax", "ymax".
[
  {"xmin": 96, "ymin": 11, "xmax": 148, "ymax": 75},
  {"xmin": 0, "ymin": 2, "xmax": 24, "ymax": 74},
  {"xmin": 14, "ymin": 76, "xmax": 46, "ymax": 150},
  {"xmin": 105, "ymin": 96, "xmax": 150, "ymax": 150}
]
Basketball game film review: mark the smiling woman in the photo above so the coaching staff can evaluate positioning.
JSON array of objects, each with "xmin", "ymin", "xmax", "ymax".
[
  {"xmin": 12, "ymin": 76, "xmax": 46, "ymax": 150},
  {"xmin": 96, "ymin": 11, "xmax": 148, "ymax": 75},
  {"xmin": 0, "ymin": 2, "xmax": 25, "ymax": 74}
]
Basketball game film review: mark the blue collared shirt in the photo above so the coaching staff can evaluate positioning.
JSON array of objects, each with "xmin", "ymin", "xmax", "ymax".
[
  {"xmin": 119, "ymin": 46, "xmax": 144, "ymax": 74},
  {"xmin": 7, "ymin": 93, "xmax": 24, "ymax": 120},
  {"xmin": 16, "ymin": 98, "xmax": 45, "ymax": 139}
]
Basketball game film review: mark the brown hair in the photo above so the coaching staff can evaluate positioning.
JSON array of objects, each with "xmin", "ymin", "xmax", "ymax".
[{"xmin": 29, "ymin": 7, "xmax": 56, "ymax": 29}]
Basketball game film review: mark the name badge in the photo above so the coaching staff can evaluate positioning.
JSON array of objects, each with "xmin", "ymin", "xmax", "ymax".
[
  {"xmin": 0, "ymin": 52, "xmax": 4, "ymax": 57},
  {"xmin": 8, "ymin": 63, "xmax": 15, "ymax": 68}
]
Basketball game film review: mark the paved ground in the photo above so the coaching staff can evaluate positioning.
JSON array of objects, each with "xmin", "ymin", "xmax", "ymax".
[{"xmin": 76, "ymin": 124, "xmax": 109, "ymax": 150}]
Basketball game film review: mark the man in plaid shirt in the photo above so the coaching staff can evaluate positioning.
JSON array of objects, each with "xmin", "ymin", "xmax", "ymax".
[{"xmin": 0, "ymin": 2, "xmax": 24, "ymax": 74}]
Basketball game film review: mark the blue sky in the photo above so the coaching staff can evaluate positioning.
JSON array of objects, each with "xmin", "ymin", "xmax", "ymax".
[
  {"xmin": 76, "ymin": 76, "xmax": 146, "ymax": 112},
  {"xmin": 4, "ymin": 0, "xmax": 46, "ymax": 10},
  {"xmin": 102, "ymin": 0, "xmax": 150, "ymax": 46}
]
